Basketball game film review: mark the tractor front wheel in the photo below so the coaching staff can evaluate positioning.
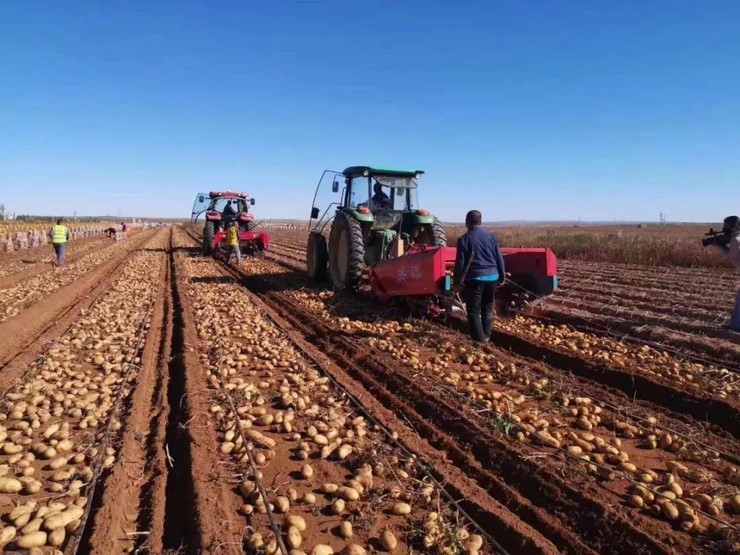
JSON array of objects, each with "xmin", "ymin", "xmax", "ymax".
[
  {"xmin": 328, "ymin": 212, "xmax": 365, "ymax": 290},
  {"xmin": 203, "ymin": 221, "xmax": 216, "ymax": 255},
  {"xmin": 416, "ymin": 219, "xmax": 447, "ymax": 247},
  {"xmin": 307, "ymin": 232, "xmax": 328, "ymax": 281}
]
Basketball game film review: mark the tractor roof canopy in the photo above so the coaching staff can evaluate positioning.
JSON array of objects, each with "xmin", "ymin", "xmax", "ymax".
[
  {"xmin": 342, "ymin": 166, "xmax": 424, "ymax": 179},
  {"xmin": 209, "ymin": 191, "xmax": 249, "ymax": 199}
]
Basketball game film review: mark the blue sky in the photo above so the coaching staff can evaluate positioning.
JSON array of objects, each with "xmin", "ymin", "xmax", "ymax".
[{"xmin": 0, "ymin": 1, "xmax": 738, "ymax": 222}]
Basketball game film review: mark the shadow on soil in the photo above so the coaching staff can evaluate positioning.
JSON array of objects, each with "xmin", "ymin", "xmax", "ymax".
[{"xmin": 162, "ymin": 246, "xmax": 199, "ymax": 550}]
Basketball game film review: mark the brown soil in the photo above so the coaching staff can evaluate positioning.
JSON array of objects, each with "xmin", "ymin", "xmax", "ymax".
[
  {"xmin": 0, "ymin": 230, "xmax": 156, "ymax": 387},
  {"xmin": 83, "ymin": 231, "xmax": 171, "ymax": 554}
]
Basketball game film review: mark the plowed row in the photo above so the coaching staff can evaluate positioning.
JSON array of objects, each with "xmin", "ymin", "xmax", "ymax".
[{"xmin": 260, "ymin": 229, "xmax": 740, "ymax": 553}]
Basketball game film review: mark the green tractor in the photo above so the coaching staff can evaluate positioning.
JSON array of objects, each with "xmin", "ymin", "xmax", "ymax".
[{"xmin": 307, "ymin": 166, "xmax": 446, "ymax": 290}]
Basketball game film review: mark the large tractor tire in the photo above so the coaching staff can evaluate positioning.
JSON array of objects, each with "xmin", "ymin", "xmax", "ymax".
[
  {"xmin": 328, "ymin": 212, "xmax": 365, "ymax": 290},
  {"xmin": 203, "ymin": 221, "xmax": 216, "ymax": 255},
  {"xmin": 307, "ymin": 232, "xmax": 329, "ymax": 281},
  {"xmin": 416, "ymin": 219, "xmax": 447, "ymax": 247}
]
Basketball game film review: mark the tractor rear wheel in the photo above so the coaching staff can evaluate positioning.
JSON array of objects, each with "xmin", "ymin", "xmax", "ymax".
[
  {"xmin": 328, "ymin": 212, "xmax": 365, "ymax": 290},
  {"xmin": 307, "ymin": 232, "xmax": 328, "ymax": 281},
  {"xmin": 203, "ymin": 222, "xmax": 216, "ymax": 255},
  {"xmin": 416, "ymin": 219, "xmax": 447, "ymax": 247}
]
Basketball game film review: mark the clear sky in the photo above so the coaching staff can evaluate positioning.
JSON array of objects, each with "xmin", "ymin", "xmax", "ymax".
[{"xmin": 0, "ymin": 1, "xmax": 738, "ymax": 222}]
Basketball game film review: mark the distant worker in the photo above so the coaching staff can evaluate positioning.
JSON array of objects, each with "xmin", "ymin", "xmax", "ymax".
[
  {"xmin": 707, "ymin": 216, "xmax": 740, "ymax": 331},
  {"xmin": 104, "ymin": 227, "xmax": 117, "ymax": 239},
  {"xmin": 49, "ymin": 218, "xmax": 70, "ymax": 267},
  {"xmin": 223, "ymin": 200, "xmax": 237, "ymax": 217},
  {"xmin": 371, "ymin": 182, "xmax": 392, "ymax": 211},
  {"xmin": 454, "ymin": 210, "xmax": 506, "ymax": 343},
  {"xmin": 120, "ymin": 221, "xmax": 130, "ymax": 239},
  {"xmin": 226, "ymin": 221, "xmax": 241, "ymax": 265}
]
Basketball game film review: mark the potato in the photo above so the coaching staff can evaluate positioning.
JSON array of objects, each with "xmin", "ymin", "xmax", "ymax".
[
  {"xmin": 286, "ymin": 526, "xmax": 302, "ymax": 549},
  {"xmin": 0, "ymin": 526, "xmax": 16, "ymax": 546},
  {"xmin": 48, "ymin": 456, "xmax": 70, "ymax": 471},
  {"xmin": 16, "ymin": 531, "xmax": 47, "ymax": 548},
  {"xmin": 341, "ymin": 546, "xmax": 366, "ymax": 555},
  {"xmin": 275, "ymin": 496, "xmax": 290, "ymax": 513},
  {"xmin": 321, "ymin": 483, "xmax": 338, "ymax": 494},
  {"xmin": 380, "ymin": 530, "xmax": 398, "ymax": 551},
  {"xmin": 312, "ymin": 546, "xmax": 334, "ymax": 555},
  {"xmin": 392, "ymin": 502, "xmax": 411, "ymax": 515},
  {"xmin": 49, "ymin": 526, "xmax": 66, "ymax": 547},
  {"xmin": 21, "ymin": 518, "xmax": 43, "ymax": 535},
  {"xmin": 303, "ymin": 493, "xmax": 317, "ymax": 505},
  {"xmin": 286, "ymin": 515, "xmax": 307, "ymax": 532},
  {"xmin": 338, "ymin": 486, "xmax": 359, "ymax": 501},
  {"xmin": 0, "ymin": 477, "xmax": 22, "ymax": 493},
  {"xmin": 301, "ymin": 464, "xmax": 314, "ymax": 479},
  {"xmin": 336, "ymin": 445, "xmax": 353, "ymax": 460},
  {"xmin": 466, "ymin": 535, "xmax": 484, "ymax": 552},
  {"xmin": 9, "ymin": 504, "xmax": 35, "ymax": 521},
  {"xmin": 331, "ymin": 499, "xmax": 345, "ymax": 515},
  {"xmin": 661, "ymin": 501, "xmax": 679, "ymax": 521},
  {"xmin": 339, "ymin": 521, "xmax": 353, "ymax": 539}
]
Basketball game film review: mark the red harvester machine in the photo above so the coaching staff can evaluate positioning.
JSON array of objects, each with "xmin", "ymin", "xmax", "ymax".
[
  {"xmin": 191, "ymin": 190, "xmax": 270, "ymax": 258},
  {"xmin": 305, "ymin": 164, "xmax": 557, "ymax": 316},
  {"xmin": 369, "ymin": 244, "xmax": 558, "ymax": 317}
]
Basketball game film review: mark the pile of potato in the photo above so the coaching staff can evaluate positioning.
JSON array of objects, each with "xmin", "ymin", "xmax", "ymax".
[
  {"xmin": 0, "ymin": 247, "xmax": 163, "ymax": 551},
  {"xmin": 500, "ymin": 316, "xmax": 737, "ymax": 400},
  {"xmin": 270, "ymin": 280, "xmax": 740, "ymax": 539},
  {"xmin": 181, "ymin": 253, "xmax": 486, "ymax": 554},
  {"xmin": 0, "ymin": 237, "xmax": 138, "ymax": 323}
]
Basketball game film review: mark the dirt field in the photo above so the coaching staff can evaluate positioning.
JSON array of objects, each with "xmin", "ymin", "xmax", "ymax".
[{"xmin": 0, "ymin": 224, "xmax": 737, "ymax": 554}]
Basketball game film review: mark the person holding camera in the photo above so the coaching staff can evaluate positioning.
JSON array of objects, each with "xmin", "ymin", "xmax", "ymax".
[{"xmin": 705, "ymin": 216, "xmax": 740, "ymax": 331}]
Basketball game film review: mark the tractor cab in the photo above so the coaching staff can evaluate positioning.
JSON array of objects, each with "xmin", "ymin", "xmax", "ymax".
[
  {"xmin": 192, "ymin": 191, "xmax": 257, "ymax": 255},
  {"xmin": 307, "ymin": 166, "xmax": 446, "ymax": 290}
]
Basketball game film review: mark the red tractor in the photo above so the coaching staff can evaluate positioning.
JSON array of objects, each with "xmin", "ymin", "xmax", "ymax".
[{"xmin": 191, "ymin": 191, "xmax": 269, "ymax": 257}]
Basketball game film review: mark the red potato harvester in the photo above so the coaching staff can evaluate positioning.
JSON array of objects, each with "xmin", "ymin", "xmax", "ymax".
[
  {"xmin": 191, "ymin": 190, "xmax": 270, "ymax": 258},
  {"xmin": 369, "ymin": 244, "xmax": 558, "ymax": 317},
  {"xmin": 305, "ymin": 165, "xmax": 557, "ymax": 316}
]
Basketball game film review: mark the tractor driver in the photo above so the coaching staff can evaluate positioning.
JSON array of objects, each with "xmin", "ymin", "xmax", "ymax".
[
  {"xmin": 222, "ymin": 200, "xmax": 237, "ymax": 217},
  {"xmin": 371, "ymin": 182, "xmax": 392, "ymax": 211}
]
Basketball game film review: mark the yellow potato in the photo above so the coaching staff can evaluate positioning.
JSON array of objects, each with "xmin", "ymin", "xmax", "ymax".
[
  {"xmin": 286, "ymin": 526, "xmax": 302, "ymax": 549},
  {"xmin": 0, "ymin": 477, "xmax": 22, "ymax": 493},
  {"xmin": 16, "ymin": 531, "xmax": 47, "ymax": 549},
  {"xmin": 392, "ymin": 502, "xmax": 411, "ymax": 515}
]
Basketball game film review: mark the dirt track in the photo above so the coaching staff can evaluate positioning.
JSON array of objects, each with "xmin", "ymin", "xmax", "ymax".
[{"xmin": 0, "ymin": 225, "xmax": 737, "ymax": 554}]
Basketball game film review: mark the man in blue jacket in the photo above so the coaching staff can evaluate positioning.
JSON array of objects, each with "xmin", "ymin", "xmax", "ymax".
[{"xmin": 454, "ymin": 210, "xmax": 506, "ymax": 342}]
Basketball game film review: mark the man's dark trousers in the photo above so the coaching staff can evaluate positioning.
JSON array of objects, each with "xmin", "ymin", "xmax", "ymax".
[{"xmin": 465, "ymin": 281, "xmax": 497, "ymax": 342}]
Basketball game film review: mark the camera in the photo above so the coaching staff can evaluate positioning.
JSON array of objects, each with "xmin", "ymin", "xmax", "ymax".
[{"xmin": 701, "ymin": 228, "xmax": 731, "ymax": 248}]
